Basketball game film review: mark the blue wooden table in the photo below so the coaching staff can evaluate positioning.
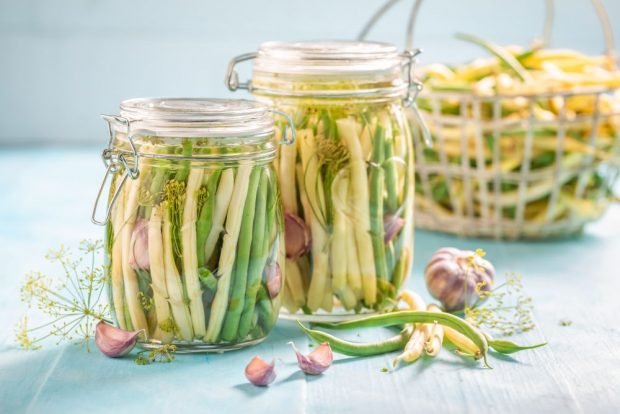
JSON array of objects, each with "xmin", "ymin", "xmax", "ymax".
[{"xmin": 1, "ymin": 148, "xmax": 619, "ymax": 413}]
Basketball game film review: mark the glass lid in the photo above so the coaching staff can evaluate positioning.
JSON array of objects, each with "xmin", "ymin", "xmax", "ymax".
[
  {"xmin": 110, "ymin": 98, "xmax": 275, "ymax": 138},
  {"xmin": 254, "ymin": 40, "xmax": 404, "ymax": 75}
]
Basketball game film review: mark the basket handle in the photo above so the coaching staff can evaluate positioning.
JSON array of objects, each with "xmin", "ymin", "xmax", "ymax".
[{"xmin": 358, "ymin": 0, "xmax": 616, "ymax": 59}]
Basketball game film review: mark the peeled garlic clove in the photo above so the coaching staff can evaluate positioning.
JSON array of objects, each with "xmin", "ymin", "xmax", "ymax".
[
  {"xmin": 284, "ymin": 212, "xmax": 312, "ymax": 259},
  {"xmin": 95, "ymin": 321, "xmax": 142, "ymax": 358},
  {"xmin": 265, "ymin": 262, "xmax": 282, "ymax": 299},
  {"xmin": 129, "ymin": 218, "xmax": 150, "ymax": 271},
  {"xmin": 245, "ymin": 356, "xmax": 276, "ymax": 386},
  {"xmin": 290, "ymin": 342, "xmax": 333, "ymax": 375},
  {"xmin": 384, "ymin": 215, "xmax": 405, "ymax": 244}
]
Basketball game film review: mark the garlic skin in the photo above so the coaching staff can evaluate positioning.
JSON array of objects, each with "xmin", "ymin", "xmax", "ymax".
[
  {"xmin": 129, "ymin": 218, "xmax": 150, "ymax": 271},
  {"xmin": 95, "ymin": 321, "xmax": 142, "ymax": 358},
  {"xmin": 384, "ymin": 215, "xmax": 405, "ymax": 244},
  {"xmin": 245, "ymin": 356, "xmax": 276, "ymax": 386},
  {"xmin": 265, "ymin": 262, "xmax": 282, "ymax": 299},
  {"xmin": 284, "ymin": 213, "xmax": 311, "ymax": 259},
  {"xmin": 425, "ymin": 247, "xmax": 495, "ymax": 312},
  {"xmin": 290, "ymin": 342, "xmax": 333, "ymax": 375}
]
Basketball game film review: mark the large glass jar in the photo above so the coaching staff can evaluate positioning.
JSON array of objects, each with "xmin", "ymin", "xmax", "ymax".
[
  {"xmin": 226, "ymin": 41, "xmax": 419, "ymax": 319},
  {"xmin": 92, "ymin": 98, "xmax": 291, "ymax": 351}
]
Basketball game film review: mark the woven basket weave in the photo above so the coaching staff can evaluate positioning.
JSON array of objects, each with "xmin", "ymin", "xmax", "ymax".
[
  {"xmin": 360, "ymin": 0, "xmax": 620, "ymax": 238},
  {"xmin": 412, "ymin": 88, "xmax": 620, "ymax": 239}
]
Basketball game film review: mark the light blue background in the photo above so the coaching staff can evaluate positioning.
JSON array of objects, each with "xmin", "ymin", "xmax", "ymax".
[{"xmin": 0, "ymin": 0, "xmax": 619, "ymax": 144}]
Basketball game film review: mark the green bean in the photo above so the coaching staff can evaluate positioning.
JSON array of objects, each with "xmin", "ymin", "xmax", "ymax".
[
  {"xmin": 455, "ymin": 33, "xmax": 531, "ymax": 82},
  {"xmin": 385, "ymin": 242, "xmax": 395, "ymax": 276},
  {"xmin": 314, "ymin": 310, "xmax": 491, "ymax": 367},
  {"xmin": 369, "ymin": 124, "xmax": 388, "ymax": 281},
  {"xmin": 482, "ymin": 332, "xmax": 547, "ymax": 354},
  {"xmin": 390, "ymin": 246, "xmax": 410, "ymax": 292},
  {"xmin": 174, "ymin": 140, "xmax": 193, "ymax": 182},
  {"xmin": 142, "ymin": 146, "xmax": 177, "ymax": 216},
  {"xmin": 237, "ymin": 170, "xmax": 269, "ymax": 339},
  {"xmin": 196, "ymin": 170, "xmax": 221, "ymax": 267},
  {"xmin": 383, "ymin": 126, "xmax": 399, "ymax": 214},
  {"xmin": 144, "ymin": 164, "xmax": 169, "ymax": 218},
  {"xmin": 221, "ymin": 168, "xmax": 261, "ymax": 341},
  {"xmin": 298, "ymin": 322, "xmax": 412, "ymax": 357},
  {"xmin": 256, "ymin": 285, "xmax": 275, "ymax": 332},
  {"xmin": 488, "ymin": 339, "xmax": 547, "ymax": 354}
]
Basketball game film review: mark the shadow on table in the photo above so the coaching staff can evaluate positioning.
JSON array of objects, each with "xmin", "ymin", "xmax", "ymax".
[
  {"xmin": 279, "ymin": 370, "xmax": 324, "ymax": 384},
  {"xmin": 233, "ymin": 382, "xmax": 271, "ymax": 397}
]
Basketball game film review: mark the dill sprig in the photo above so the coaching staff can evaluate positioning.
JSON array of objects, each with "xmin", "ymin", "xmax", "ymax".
[
  {"xmin": 16, "ymin": 240, "xmax": 111, "ymax": 351},
  {"xmin": 163, "ymin": 179, "xmax": 186, "ymax": 261},
  {"xmin": 135, "ymin": 344, "xmax": 177, "ymax": 365},
  {"xmin": 464, "ymin": 272, "xmax": 535, "ymax": 336},
  {"xmin": 196, "ymin": 186, "xmax": 209, "ymax": 218},
  {"xmin": 138, "ymin": 291, "xmax": 154, "ymax": 311},
  {"xmin": 466, "ymin": 248, "xmax": 487, "ymax": 271},
  {"xmin": 317, "ymin": 139, "xmax": 350, "ymax": 174}
]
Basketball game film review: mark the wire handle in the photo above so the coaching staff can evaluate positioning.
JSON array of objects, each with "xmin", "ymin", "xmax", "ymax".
[
  {"xmin": 591, "ymin": 0, "xmax": 617, "ymax": 60},
  {"xmin": 91, "ymin": 164, "xmax": 128, "ymax": 226},
  {"xmin": 225, "ymin": 52, "xmax": 258, "ymax": 91},
  {"xmin": 358, "ymin": 0, "xmax": 615, "ymax": 59},
  {"xmin": 401, "ymin": 48, "xmax": 432, "ymax": 146},
  {"xmin": 358, "ymin": 3, "xmax": 432, "ymax": 146},
  {"xmin": 91, "ymin": 115, "xmax": 140, "ymax": 226},
  {"xmin": 269, "ymin": 108, "xmax": 297, "ymax": 145}
]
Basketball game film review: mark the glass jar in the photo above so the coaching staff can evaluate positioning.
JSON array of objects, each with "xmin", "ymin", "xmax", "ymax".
[
  {"xmin": 226, "ymin": 41, "xmax": 420, "ymax": 319},
  {"xmin": 92, "ymin": 98, "xmax": 293, "ymax": 351}
]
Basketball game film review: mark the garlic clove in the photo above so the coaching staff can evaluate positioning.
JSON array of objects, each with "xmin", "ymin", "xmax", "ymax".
[
  {"xmin": 290, "ymin": 342, "xmax": 333, "ymax": 375},
  {"xmin": 129, "ymin": 218, "xmax": 150, "ymax": 271},
  {"xmin": 265, "ymin": 262, "xmax": 282, "ymax": 299},
  {"xmin": 284, "ymin": 213, "xmax": 312, "ymax": 259},
  {"xmin": 245, "ymin": 356, "xmax": 276, "ymax": 386},
  {"xmin": 95, "ymin": 321, "xmax": 142, "ymax": 358},
  {"xmin": 384, "ymin": 215, "xmax": 405, "ymax": 244}
]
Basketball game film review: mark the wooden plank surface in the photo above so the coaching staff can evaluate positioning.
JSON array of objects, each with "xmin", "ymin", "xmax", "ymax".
[{"xmin": 0, "ymin": 148, "xmax": 618, "ymax": 413}]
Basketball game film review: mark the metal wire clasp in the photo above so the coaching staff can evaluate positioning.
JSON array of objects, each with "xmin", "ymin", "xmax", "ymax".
[
  {"xmin": 401, "ymin": 49, "xmax": 432, "ymax": 147},
  {"xmin": 225, "ymin": 52, "xmax": 258, "ymax": 91},
  {"xmin": 401, "ymin": 48, "xmax": 423, "ymax": 107},
  {"xmin": 269, "ymin": 109, "xmax": 296, "ymax": 145},
  {"xmin": 91, "ymin": 115, "xmax": 140, "ymax": 226}
]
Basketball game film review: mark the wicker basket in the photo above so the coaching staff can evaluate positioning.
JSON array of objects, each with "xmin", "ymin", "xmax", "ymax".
[
  {"xmin": 412, "ymin": 88, "xmax": 620, "ymax": 239},
  {"xmin": 360, "ymin": 0, "xmax": 620, "ymax": 239}
]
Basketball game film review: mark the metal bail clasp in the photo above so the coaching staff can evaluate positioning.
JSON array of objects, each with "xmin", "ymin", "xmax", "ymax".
[
  {"xmin": 401, "ymin": 48, "xmax": 423, "ymax": 107},
  {"xmin": 269, "ymin": 109, "xmax": 296, "ymax": 145},
  {"xmin": 225, "ymin": 52, "xmax": 258, "ymax": 91},
  {"xmin": 91, "ymin": 162, "xmax": 128, "ymax": 226},
  {"xmin": 91, "ymin": 115, "xmax": 140, "ymax": 226},
  {"xmin": 401, "ymin": 49, "xmax": 432, "ymax": 147}
]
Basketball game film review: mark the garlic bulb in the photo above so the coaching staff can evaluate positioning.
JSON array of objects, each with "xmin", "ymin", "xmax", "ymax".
[{"xmin": 425, "ymin": 247, "xmax": 495, "ymax": 312}]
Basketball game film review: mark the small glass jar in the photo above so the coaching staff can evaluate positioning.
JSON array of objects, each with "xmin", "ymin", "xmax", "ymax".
[
  {"xmin": 92, "ymin": 98, "xmax": 293, "ymax": 351},
  {"xmin": 226, "ymin": 41, "xmax": 420, "ymax": 319}
]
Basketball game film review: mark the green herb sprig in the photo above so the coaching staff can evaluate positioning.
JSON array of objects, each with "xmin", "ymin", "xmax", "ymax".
[
  {"xmin": 135, "ymin": 344, "xmax": 177, "ymax": 365},
  {"xmin": 16, "ymin": 240, "xmax": 111, "ymax": 351},
  {"xmin": 464, "ymin": 272, "xmax": 535, "ymax": 336}
]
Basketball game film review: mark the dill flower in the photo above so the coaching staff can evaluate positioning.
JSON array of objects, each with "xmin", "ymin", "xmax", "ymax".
[
  {"xmin": 15, "ymin": 240, "xmax": 111, "ymax": 351},
  {"xmin": 465, "ymin": 272, "xmax": 535, "ymax": 336}
]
